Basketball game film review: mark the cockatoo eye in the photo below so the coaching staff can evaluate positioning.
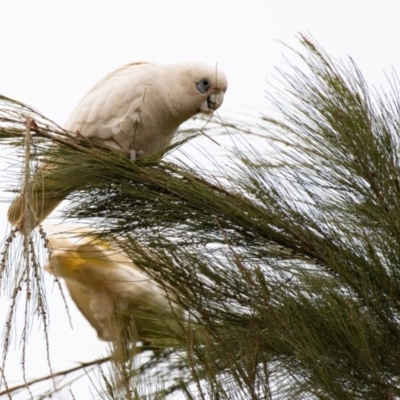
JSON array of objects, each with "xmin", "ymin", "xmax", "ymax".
[{"xmin": 196, "ymin": 78, "xmax": 211, "ymax": 94}]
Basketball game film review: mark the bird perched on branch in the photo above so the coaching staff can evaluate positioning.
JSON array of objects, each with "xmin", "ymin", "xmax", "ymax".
[
  {"xmin": 8, "ymin": 62, "xmax": 228, "ymax": 231},
  {"xmin": 44, "ymin": 223, "xmax": 181, "ymax": 358}
]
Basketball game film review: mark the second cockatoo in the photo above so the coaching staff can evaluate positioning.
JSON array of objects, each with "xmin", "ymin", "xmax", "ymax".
[
  {"xmin": 8, "ymin": 61, "xmax": 228, "ymax": 231},
  {"xmin": 44, "ymin": 223, "xmax": 180, "ymax": 355}
]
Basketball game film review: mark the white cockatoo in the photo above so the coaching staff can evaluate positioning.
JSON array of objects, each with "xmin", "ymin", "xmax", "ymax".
[
  {"xmin": 8, "ymin": 62, "xmax": 228, "ymax": 231},
  {"xmin": 44, "ymin": 223, "xmax": 180, "ymax": 354}
]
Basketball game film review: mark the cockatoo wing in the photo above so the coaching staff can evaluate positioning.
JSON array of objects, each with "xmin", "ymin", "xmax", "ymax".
[
  {"xmin": 65, "ymin": 62, "xmax": 159, "ymax": 149},
  {"xmin": 64, "ymin": 266, "xmax": 173, "ymax": 342},
  {"xmin": 64, "ymin": 279, "xmax": 114, "ymax": 340}
]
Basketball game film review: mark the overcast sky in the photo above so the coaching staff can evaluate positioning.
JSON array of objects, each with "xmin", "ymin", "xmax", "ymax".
[{"xmin": 1, "ymin": 1, "xmax": 400, "ymax": 398}]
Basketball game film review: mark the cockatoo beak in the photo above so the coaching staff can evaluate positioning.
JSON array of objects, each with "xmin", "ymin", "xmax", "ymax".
[{"xmin": 200, "ymin": 91, "xmax": 225, "ymax": 113}]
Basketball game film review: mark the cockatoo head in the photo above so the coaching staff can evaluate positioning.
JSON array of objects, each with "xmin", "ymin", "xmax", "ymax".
[
  {"xmin": 190, "ymin": 63, "xmax": 228, "ymax": 114},
  {"xmin": 161, "ymin": 62, "xmax": 228, "ymax": 121}
]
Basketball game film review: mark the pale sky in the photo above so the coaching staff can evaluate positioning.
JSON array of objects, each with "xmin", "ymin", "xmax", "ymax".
[{"xmin": 1, "ymin": 1, "xmax": 400, "ymax": 398}]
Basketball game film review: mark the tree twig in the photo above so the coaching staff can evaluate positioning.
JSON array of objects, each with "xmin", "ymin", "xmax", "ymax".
[{"xmin": 0, "ymin": 356, "xmax": 110, "ymax": 397}]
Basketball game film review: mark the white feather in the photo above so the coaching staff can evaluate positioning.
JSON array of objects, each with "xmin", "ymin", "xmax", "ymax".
[{"xmin": 44, "ymin": 223, "xmax": 179, "ymax": 342}]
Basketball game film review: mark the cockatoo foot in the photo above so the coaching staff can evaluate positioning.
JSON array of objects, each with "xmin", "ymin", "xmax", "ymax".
[{"xmin": 128, "ymin": 149, "xmax": 144, "ymax": 160}]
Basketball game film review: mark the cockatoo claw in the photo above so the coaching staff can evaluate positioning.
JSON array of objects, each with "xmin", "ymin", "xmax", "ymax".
[{"xmin": 129, "ymin": 149, "xmax": 144, "ymax": 160}]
